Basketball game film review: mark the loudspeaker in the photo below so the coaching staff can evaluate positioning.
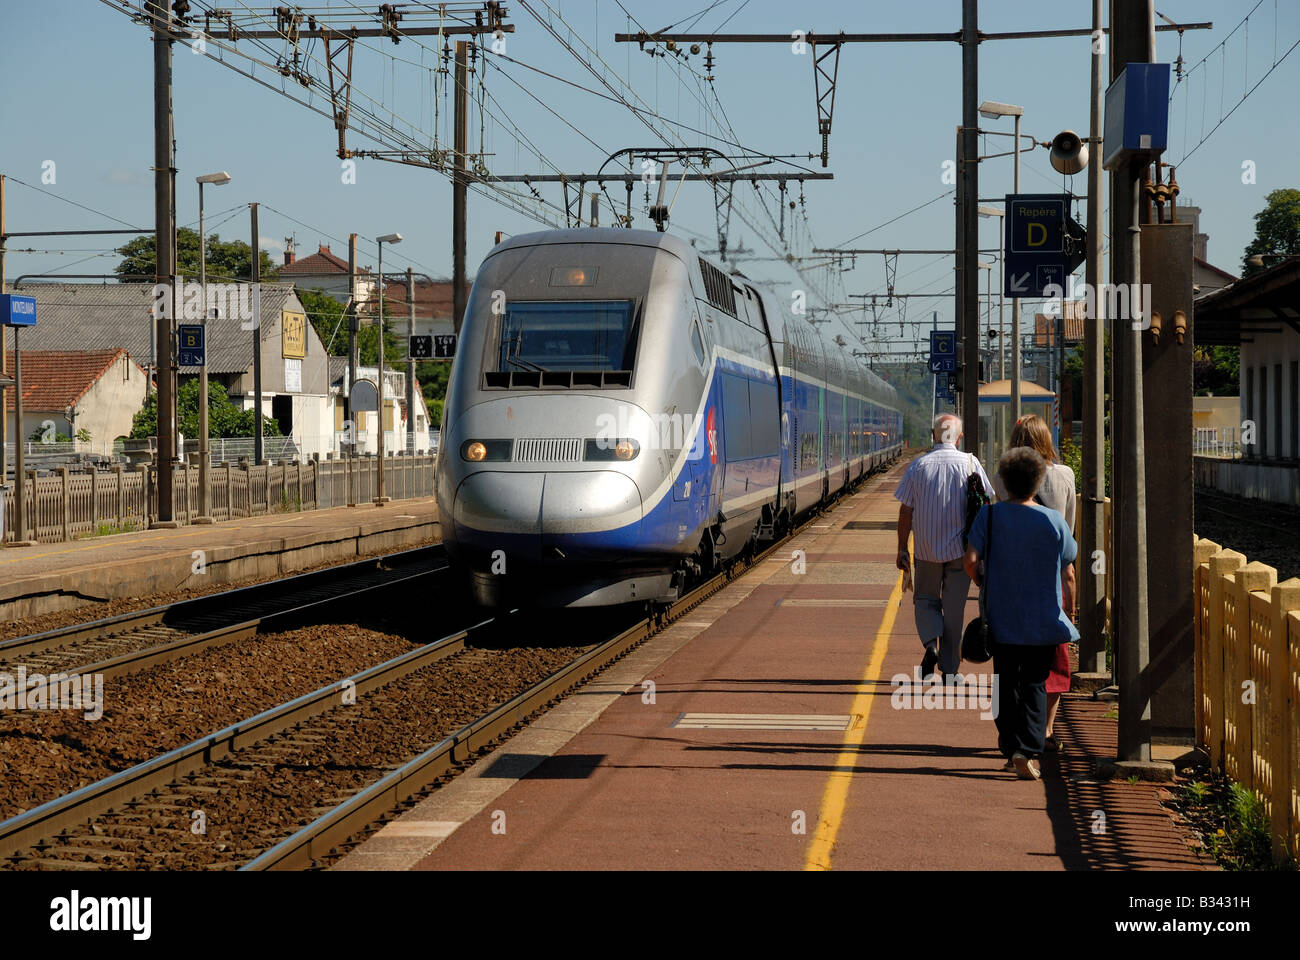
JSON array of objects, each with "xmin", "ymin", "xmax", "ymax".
[{"xmin": 1049, "ymin": 130, "xmax": 1089, "ymax": 175}]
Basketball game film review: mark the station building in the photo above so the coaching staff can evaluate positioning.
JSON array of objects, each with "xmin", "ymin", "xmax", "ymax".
[{"xmin": 1195, "ymin": 254, "xmax": 1300, "ymax": 504}]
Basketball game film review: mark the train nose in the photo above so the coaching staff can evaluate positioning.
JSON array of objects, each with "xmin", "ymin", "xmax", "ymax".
[{"xmin": 453, "ymin": 470, "xmax": 643, "ymax": 550}]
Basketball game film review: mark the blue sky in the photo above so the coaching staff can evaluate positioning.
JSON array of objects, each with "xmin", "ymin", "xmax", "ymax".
[{"xmin": 2, "ymin": 0, "xmax": 1297, "ymax": 357}]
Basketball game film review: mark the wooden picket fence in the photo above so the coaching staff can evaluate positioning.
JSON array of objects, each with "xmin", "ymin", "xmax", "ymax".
[
  {"xmin": 1193, "ymin": 536, "xmax": 1300, "ymax": 862},
  {"xmin": 3, "ymin": 453, "xmax": 436, "ymax": 544}
]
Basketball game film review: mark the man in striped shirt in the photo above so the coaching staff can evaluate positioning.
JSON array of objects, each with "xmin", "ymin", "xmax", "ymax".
[{"xmin": 895, "ymin": 414, "xmax": 994, "ymax": 681}]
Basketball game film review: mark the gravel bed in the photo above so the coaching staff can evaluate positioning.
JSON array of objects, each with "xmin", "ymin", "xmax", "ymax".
[
  {"xmin": 14, "ymin": 643, "xmax": 587, "ymax": 870},
  {"xmin": 1194, "ymin": 490, "xmax": 1300, "ymax": 582},
  {"xmin": 0, "ymin": 621, "xmax": 425, "ymax": 822},
  {"xmin": 0, "ymin": 536, "xmax": 440, "ymax": 643}
]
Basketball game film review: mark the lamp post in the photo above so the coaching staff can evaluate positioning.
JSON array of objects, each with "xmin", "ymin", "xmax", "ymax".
[
  {"xmin": 375, "ymin": 232, "xmax": 402, "ymax": 505},
  {"xmin": 979, "ymin": 100, "xmax": 1024, "ymax": 424},
  {"xmin": 194, "ymin": 171, "xmax": 230, "ymax": 523}
]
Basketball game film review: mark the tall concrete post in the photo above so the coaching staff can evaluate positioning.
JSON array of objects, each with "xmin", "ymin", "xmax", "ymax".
[{"xmin": 150, "ymin": 0, "xmax": 177, "ymax": 524}]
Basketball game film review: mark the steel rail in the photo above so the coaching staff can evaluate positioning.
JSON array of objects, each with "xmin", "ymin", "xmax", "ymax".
[
  {"xmin": 0, "ymin": 612, "xmax": 493, "ymax": 862},
  {"xmin": 0, "ymin": 545, "xmax": 445, "ymax": 666},
  {"xmin": 245, "ymin": 456, "xmax": 905, "ymax": 870}
]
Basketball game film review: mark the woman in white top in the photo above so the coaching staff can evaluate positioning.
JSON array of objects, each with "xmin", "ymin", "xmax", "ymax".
[{"xmin": 993, "ymin": 414, "xmax": 1076, "ymax": 753}]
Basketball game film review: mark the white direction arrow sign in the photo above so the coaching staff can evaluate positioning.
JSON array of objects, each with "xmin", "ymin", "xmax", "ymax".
[{"xmin": 1009, "ymin": 272, "xmax": 1031, "ymax": 293}]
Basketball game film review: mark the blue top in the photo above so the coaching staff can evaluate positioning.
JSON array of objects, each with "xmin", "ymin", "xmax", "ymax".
[{"xmin": 968, "ymin": 502, "xmax": 1079, "ymax": 646}]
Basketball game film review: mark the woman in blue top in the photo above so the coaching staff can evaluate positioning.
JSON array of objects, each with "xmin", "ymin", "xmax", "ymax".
[{"xmin": 964, "ymin": 446, "xmax": 1078, "ymax": 781}]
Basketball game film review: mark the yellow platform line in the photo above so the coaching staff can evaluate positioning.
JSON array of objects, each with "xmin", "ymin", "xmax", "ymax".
[{"xmin": 804, "ymin": 566, "xmax": 905, "ymax": 871}]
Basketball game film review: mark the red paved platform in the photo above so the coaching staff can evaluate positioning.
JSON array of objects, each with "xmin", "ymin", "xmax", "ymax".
[{"xmin": 338, "ymin": 464, "xmax": 1209, "ymax": 872}]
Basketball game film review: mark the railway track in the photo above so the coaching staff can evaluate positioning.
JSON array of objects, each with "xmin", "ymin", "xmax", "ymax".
[
  {"xmin": 0, "ymin": 462, "xmax": 901, "ymax": 871},
  {"xmin": 0, "ymin": 545, "xmax": 448, "ymax": 680}
]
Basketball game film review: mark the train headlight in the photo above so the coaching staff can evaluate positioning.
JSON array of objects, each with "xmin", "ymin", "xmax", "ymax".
[
  {"xmin": 584, "ymin": 438, "xmax": 640, "ymax": 462},
  {"xmin": 461, "ymin": 440, "xmax": 512, "ymax": 462}
]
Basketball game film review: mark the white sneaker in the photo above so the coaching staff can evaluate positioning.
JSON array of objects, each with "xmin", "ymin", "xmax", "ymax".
[{"xmin": 1012, "ymin": 752, "xmax": 1041, "ymax": 780}]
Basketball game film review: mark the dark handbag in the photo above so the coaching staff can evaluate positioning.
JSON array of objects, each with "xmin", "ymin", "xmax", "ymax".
[
  {"xmin": 961, "ymin": 503, "xmax": 996, "ymax": 664},
  {"xmin": 962, "ymin": 454, "xmax": 991, "ymax": 548}
]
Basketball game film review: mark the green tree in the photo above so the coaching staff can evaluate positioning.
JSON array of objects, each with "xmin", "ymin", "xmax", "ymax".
[
  {"xmin": 130, "ymin": 378, "xmax": 282, "ymax": 439},
  {"xmin": 297, "ymin": 287, "xmax": 351, "ymax": 355},
  {"xmin": 115, "ymin": 227, "xmax": 279, "ymax": 282},
  {"xmin": 1193, "ymin": 345, "xmax": 1239, "ymax": 396},
  {"xmin": 1241, "ymin": 187, "xmax": 1300, "ymax": 277},
  {"xmin": 294, "ymin": 286, "xmax": 406, "ymax": 363},
  {"xmin": 417, "ymin": 359, "xmax": 451, "ymax": 426}
]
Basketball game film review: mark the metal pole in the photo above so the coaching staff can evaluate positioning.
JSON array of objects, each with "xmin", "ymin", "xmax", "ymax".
[
  {"xmin": 406, "ymin": 266, "xmax": 416, "ymax": 454},
  {"xmin": 197, "ymin": 183, "xmax": 211, "ymax": 521},
  {"xmin": 1080, "ymin": 0, "xmax": 1109, "ymax": 674},
  {"xmin": 1111, "ymin": 0, "xmax": 1154, "ymax": 763},
  {"xmin": 1010, "ymin": 111, "xmax": 1023, "ymax": 426},
  {"xmin": 346, "ymin": 232, "xmax": 358, "ymax": 463},
  {"xmin": 954, "ymin": 126, "xmax": 963, "ymax": 421},
  {"xmin": 151, "ymin": 0, "xmax": 176, "ymax": 524},
  {"xmin": 960, "ymin": 0, "xmax": 980, "ymax": 455},
  {"xmin": 11, "ymin": 328, "xmax": 25, "ymax": 544},
  {"xmin": 931, "ymin": 312, "xmax": 938, "ymax": 421},
  {"xmin": 250, "ymin": 202, "xmax": 263, "ymax": 466},
  {"xmin": 452, "ymin": 40, "xmax": 469, "ymax": 336},
  {"xmin": 1, "ymin": 173, "xmax": 7, "ymax": 490},
  {"xmin": 376, "ymin": 242, "xmax": 387, "ymax": 504}
]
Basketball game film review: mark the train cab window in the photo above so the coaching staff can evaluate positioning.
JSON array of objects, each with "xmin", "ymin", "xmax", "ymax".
[
  {"xmin": 690, "ymin": 321, "xmax": 706, "ymax": 366},
  {"xmin": 491, "ymin": 299, "xmax": 639, "ymax": 388}
]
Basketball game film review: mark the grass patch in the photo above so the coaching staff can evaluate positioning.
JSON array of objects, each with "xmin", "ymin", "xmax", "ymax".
[
  {"xmin": 77, "ymin": 520, "xmax": 138, "ymax": 539},
  {"xmin": 275, "ymin": 490, "xmax": 302, "ymax": 514},
  {"xmin": 1173, "ymin": 771, "xmax": 1297, "ymax": 871}
]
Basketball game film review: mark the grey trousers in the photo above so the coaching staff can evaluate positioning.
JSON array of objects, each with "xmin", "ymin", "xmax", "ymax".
[{"xmin": 913, "ymin": 558, "xmax": 972, "ymax": 676}]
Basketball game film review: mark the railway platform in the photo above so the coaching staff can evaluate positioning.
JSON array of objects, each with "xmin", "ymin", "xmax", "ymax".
[
  {"xmin": 0, "ymin": 498, "xmax": 440, "ymax": 622},
  {"xmin": 338, "ymin": 463, "xmax": 1208, "ymax": 871}
]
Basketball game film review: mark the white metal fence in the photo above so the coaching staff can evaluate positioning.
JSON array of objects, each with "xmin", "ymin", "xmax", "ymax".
[
  {"xmin": 1194, "ymin": 426, "xmax": 1241, "ymax": 459},
  {"xmin": 2, "ymin": 453, "xmax": 436, "ymax": 544}
]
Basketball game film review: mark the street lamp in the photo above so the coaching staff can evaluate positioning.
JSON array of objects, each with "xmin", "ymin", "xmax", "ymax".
[
  {"xmin": 979, "ymin": 100, "xmax": 1025, "ymax": 424},
  {"xmin": 194, "ymin": 171, "xmax": 231, "ymax": 524},
  {"xmin": 375, "ymin": 232, "xmax": 402, "ymax": 505}
]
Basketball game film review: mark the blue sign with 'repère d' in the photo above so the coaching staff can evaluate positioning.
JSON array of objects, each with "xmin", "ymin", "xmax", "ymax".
[{"xmin": 1, "ymin": 294, "xmax": 36, "ymax": 327}]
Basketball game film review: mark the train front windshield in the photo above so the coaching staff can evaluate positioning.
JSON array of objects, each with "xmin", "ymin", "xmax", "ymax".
[{"xmin": 498, "ymin": 300, "xmax": 638, "ymax": 373}]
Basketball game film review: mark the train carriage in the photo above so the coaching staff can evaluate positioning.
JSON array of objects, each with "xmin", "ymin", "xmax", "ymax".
[{"xmin": 435, "ymin": 228, "xmax": 902, "ymax": 608}]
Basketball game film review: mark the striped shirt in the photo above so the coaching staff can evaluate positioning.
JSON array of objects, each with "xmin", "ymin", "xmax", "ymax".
[{"xmin": 894, "ymin": 442, "xmax": 994, "ymax": 563}]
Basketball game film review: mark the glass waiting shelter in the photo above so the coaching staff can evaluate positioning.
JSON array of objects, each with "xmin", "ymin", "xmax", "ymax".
[{"xmin": 977, "ymin": 379, "xmax": 1057, "ymax": 472}]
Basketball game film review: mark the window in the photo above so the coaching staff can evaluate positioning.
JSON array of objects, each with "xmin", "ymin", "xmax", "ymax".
[
  {"xmin": 1275, "ymin": 363, "xmax": 1283, "ymax": 459},
  {"xmin": 1259, "ymin": 366, "xmax": 1268, "ymax": 456},
  {"xmin": 690, "ymin": 322, "xmax": 706, "ymax": 366},
  {"xmin": 722, "ymin": 373, "xmax": 751, "ymax": 460},
  {"xmin": 497, "ymin": 300, "xmax": 638, "ymax": 373}
]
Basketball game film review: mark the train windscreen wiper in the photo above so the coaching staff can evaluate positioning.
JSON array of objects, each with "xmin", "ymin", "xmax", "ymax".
[{"xmin": 507, "ymin": 355, "xmax": 550, "ymax": 373}]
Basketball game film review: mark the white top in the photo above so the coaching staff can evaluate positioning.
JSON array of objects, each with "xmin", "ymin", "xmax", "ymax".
[
  {"xmin": 894, "ymin": 443, "xmax": 995, "ymax": 563},
  {"xmin": 994, "ymin": 461, "xmax": 1076, "ymax": 532}
]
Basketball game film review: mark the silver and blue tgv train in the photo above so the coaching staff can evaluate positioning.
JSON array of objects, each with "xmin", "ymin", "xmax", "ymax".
[{"xmin": 434, "ymin": 228, "xmax": 903, "ymax": 608}]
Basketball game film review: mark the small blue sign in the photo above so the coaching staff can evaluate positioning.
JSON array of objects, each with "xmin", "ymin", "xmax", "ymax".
[
  {"xmin": 928, "ymin": 329, "xmax": 956, "ymax": 374},
  {"xmin": 1103, "ymin": 63, "xmax": 1171, "ymax": 170},
  {"xmin": 1, "ymin": 294, "xmax": 36, "ymax": 327},
  {"xmin": 1004, "ymin": 194, "xmax": 1087, "ymax": 299},
  {"xmin": 178, "ymin": 324, "xmax": 206, "ymax": 366}
]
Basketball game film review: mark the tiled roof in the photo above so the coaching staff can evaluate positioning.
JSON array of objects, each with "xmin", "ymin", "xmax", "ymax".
[
  {"xmin": 1034, "ymin": 300, "xmax": 1086, "ymax": 346},
  {"xmin": 281, "ymin": 244, "xmax": 368, "ymax": 276},
  {"xmin": 382, "ymin": 277, "xmax": 471, "ymax": 321},
  {"xmin": 4, "ymin": 348, "xmax": 143, "ymax": 413},
  {"xmin": 9, "ymin": 282, "xmax": 306, "ymax": 375}
]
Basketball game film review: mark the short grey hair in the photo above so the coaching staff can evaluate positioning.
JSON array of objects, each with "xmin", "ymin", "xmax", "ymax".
[
  {"xmin": 932, "ymin": 414, "xmax": 962, "ymax": 443},
  {"xmin": 998, "ymin": 446, "xmax": 1046, "ymax": 501}
]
